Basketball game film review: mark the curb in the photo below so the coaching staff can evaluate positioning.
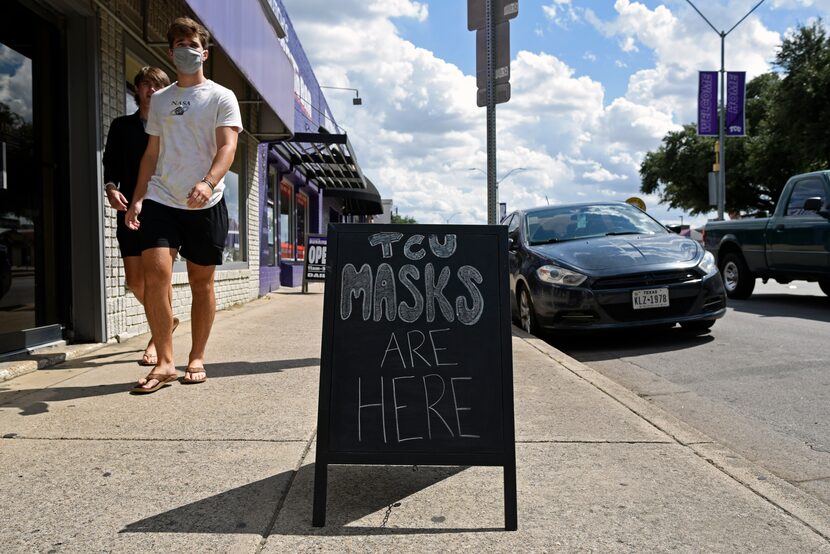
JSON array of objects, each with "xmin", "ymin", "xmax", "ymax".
[{"xmin": 514, "ymin": 327, "xmax": 830, "ymax": 542}]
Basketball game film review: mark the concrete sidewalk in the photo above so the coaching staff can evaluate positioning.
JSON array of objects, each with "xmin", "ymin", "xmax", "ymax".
[{"xmin": 0, "ymin": 287, "xmax": 828, "ymax": 553}]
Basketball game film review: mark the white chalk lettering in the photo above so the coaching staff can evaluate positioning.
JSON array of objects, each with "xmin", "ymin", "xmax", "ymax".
[
  {"xmin": 423, "ymin": 374, "xmax": 455, "ymax": 439},
  {"xmin": 392, "ymin": 376, "xmax": 424, "ymax": 443},
  {"xmin": 380, "ymin": 332, "xmax": 407, "ymax": 369},
  {"xmin": 397, "ymin": 265, "xmax": 424, "ymax": 323},
  {"xmin": 403, "ymin": 234, "xmax": 426, "ymax": 260},
  {"xmin": 425, "ymin": 263, "xmax": 454, "ymax": 323},
  {"xmin": 373, "ymin": 263, "xmax": 397, "ymax": 322},
  {"xmin": 341, "ymin": 264, "xmax": 372, "ymax": 321},
  {"xmin": 451, "ymin": 377, "xmax": 480, "ymax": 438},
  {"xmin": 456, "ymin": 265, "xmax": 484, "ymax": 325},
  {"xmin": 428, "ymin": 328, "xmax": 457, "ymax": 366},
  {"xmin": 369, "ymin": 232, "xmax": 404, "ymax": 258},
  {"xmin": 428, "ymin": 234, "xmax": 457, "ymax": 258},
  {"xmin": 358, "ymin": 377, "xmax": 387, "ymax": 443},
  {"xmin": 406, "ymin": 330, "xmax": 433, "ymax": 368}
]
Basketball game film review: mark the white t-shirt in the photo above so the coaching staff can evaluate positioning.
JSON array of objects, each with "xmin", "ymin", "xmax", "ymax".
[{"xmin": 144, "ymin": 80, "xmax": 243, "ymax": 209}]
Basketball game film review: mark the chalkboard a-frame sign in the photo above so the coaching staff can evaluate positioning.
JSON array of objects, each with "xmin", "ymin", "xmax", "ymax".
[{"xmin": 313, "ymin": 223, "xmax": 517, "ymax": 530}]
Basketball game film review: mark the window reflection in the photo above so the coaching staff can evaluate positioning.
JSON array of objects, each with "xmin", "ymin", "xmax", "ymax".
[{"xmin": 0, "ymin": 41, "xmax": 35, "ymax": 333}]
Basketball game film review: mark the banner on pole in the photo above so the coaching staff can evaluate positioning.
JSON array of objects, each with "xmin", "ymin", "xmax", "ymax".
[
  {"xmin": 697, "ymin": 71, "xmax": 718, "ymax": 136},
  {"xmin": 726, "ymin": 71, "xmax": 746, "ymax": 136}
]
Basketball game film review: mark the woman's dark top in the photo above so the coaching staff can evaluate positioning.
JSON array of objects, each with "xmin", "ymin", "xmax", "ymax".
[{"xmin": 102, "ymin": 111, "xmax": 148, "ymax": 207}]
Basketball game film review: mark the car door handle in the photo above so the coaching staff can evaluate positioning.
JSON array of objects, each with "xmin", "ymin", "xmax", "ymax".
[{"xmin": 774, "ymin": 224, "xmax": 785, "ymax": 231}]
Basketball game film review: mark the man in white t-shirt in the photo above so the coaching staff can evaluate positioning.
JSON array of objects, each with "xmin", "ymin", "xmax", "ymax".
[{"xmin": 126, "ymin": 17, "xmax": 242, "ymax": 393}]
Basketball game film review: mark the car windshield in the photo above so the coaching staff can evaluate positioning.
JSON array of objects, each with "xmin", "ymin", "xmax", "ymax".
[{"xmin": 525, "ymin": 204, "xmax": 668, "ymax": 244}]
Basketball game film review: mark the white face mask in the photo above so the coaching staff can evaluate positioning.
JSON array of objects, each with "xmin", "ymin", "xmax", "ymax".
[{"xmin": 173, "ymin": 46, "xmax": 204, "ymax": 75}]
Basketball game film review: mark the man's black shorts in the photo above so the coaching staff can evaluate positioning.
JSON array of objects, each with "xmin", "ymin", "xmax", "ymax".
[
  {"xmin": 139, "ymin": 198, "xmax": 229, "ymax": 266},
  {"xmin": 116, "ymin": 213, "xmax": 142, "ymax": 258}
]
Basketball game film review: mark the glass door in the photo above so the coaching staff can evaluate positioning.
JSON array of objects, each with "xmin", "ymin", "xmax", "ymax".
[{"xmin": 0, "ymin": 1, "xmax": 64, "ymax": 353}]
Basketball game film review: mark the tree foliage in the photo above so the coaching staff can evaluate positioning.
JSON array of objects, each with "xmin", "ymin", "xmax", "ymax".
[
  {"xmin": 391, "ymin": 213, "xmax": 417, "ymax": 224},
  {"xmin": 640, "ymin": 21, "xmax": 830, "ymax": 215}
]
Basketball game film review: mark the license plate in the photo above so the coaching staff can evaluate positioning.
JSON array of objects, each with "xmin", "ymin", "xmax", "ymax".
[{"xmin": 632, "ymin": 288, "xmax": 670, "ymax": 310}]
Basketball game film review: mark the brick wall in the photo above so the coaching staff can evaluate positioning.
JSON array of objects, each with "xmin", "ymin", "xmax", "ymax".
[{"xmin": 98, "ymin": 0, "xmax": 262, "ymax": 341}]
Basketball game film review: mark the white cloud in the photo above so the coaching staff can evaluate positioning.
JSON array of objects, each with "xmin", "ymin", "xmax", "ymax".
[
  {"xmin": 587, "ymin": 0, "xmax": 780, "ymax": 123},
  {"xmin": 0, "ymin": 44, "xmax": 32, "ymax": 122},
  {"xmin": 542, "ymin": 0, "xmax": 581, "ymax": 28},
  {"xmin": 279, "ymin": 0, "xmax": 812, "ymax": 225},
  {"xmin": 583, "ymin": 51, "xmax": 597, "ymax": 62},
  {"xmin": 770, "ymin": 0, "xmax": 830, "ymax": 9}
]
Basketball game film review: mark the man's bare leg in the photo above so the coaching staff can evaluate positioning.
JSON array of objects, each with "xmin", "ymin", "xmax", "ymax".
[
  {"xmin": 184, "ymin": 260, "xmax": 216, "ymax": 382},
  {"xmin": 124, "ymin": 256, "xmax": 174, "ymax": 364},
  {"xmin": 137, "ymin": 247, "xmax": 177, "ymax": 388}
]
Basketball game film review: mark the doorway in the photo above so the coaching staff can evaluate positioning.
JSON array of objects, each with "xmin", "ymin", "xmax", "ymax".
[{"xmin": 0, "ymin": 1, "xmax": 69, "ymax": 353}]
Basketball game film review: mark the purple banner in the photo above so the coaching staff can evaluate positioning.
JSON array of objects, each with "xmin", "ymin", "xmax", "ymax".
[
  {"xmin": 698, "ymin": 71, "xmax": 718, "ymax": 136},
  {"xmin": 726, "ymin": 71, "xmax": 746, "ymax": 136}
]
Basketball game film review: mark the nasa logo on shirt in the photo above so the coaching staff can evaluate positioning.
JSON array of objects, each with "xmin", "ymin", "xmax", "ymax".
[{"xmin": 170, "ymin": 100, "xmax": 191, "ymax": 116}]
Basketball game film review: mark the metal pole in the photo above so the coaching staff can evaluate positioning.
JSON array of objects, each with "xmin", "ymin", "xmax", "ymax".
[
  {"xmin": 486, "ymin": 0, "xmax": 497, "ymax": 224},
  {"xmin": 685, "ymin": 0, "xmax": 765, "ymax": 221},
  {"xmin": 718, "ymin": 32, "xmax": 726, "ymax": 221}
]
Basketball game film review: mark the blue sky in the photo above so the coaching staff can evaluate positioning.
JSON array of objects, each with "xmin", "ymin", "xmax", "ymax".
[{"xmin": 283, "ymin": 0, "xmax": 830, "ymax": 226}]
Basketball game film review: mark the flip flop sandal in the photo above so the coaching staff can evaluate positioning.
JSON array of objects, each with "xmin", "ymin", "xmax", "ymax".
[
  {"xmin": 136, "ymin": 318, "xmax": 179, "ymax": 366},
  {"xmin": 137, "ymin": 351, "xmax": 158, "ymax": 367},
  {"xmin": 130, "ymin": 373, "xmax": 177, "ymax": 394},
  {"xmin": 181, "ymin": 367, "xmax": 207, "ymax": 385}
]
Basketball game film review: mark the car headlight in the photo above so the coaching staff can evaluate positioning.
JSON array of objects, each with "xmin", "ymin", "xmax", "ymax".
[
  {"xmin": 698, "ymin": 250, "xmax": 718, "ymax": 276},
  {"xmin": 536, "ymin": 264, "xmax": 588, "ymax": 286}
]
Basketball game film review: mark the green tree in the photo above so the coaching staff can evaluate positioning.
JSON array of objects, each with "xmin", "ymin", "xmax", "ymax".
[
  {"xmin": 772, "ymin": 20, "xmax": 830, "ymax": 172},
  {"xmin": 391, "ymin": 213, "xmax": 417, "ymax": 224}
]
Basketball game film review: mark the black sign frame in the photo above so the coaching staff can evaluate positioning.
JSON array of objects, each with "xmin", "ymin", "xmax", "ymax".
[
  {"xmin": 302, "ymin": 233, "xmax": 327, "ymax": 293},
  {"xmin": 312, "ymin": 223, "xmax": 517, "ymax": 530}
]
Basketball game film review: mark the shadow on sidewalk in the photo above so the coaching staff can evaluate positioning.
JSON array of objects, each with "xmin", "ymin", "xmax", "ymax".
[
  {"xmin": 122, "ymin": 464, "xmax": 498, "ymax": 536},
  {"xmin": 0, "ymin": 357, "xmax": 320, "ymax": 415}
]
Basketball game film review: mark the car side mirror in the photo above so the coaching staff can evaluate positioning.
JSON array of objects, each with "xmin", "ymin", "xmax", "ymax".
[{"xmin": 803, "ymin": 197, "xmax": 823, "ymax": 213}]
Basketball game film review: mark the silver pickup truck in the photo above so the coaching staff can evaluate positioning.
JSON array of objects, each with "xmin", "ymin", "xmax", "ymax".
[{"xmin": 703, "ymin": 170, "xmax": 830, "ymax": 299}]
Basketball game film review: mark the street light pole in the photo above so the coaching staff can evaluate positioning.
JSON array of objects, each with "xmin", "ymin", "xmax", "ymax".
[{"xmin": 686, "ymin": 0, "xmax": 765, "ymax": 221}]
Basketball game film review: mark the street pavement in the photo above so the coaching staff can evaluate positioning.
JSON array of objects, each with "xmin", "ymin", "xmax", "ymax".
[{"xmin": 0, "ymin": 286, "xmax": 828, "ymax": 553}]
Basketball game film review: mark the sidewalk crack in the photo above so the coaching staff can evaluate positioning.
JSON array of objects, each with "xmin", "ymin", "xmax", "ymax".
[{"xmin": 255, "ymin": 428, "xmax": 316, "ymax": 553}]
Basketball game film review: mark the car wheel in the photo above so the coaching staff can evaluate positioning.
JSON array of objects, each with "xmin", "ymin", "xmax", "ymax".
[
  {"xmin": 679, "ymin": 319, "xmax": 715, "ymax": 333},
  {"xmin": 518, "ymin": 286, "xmax": 537, "ymax": 335},
  {"xmin": 819, "ymin": 280, "xmax": 830, "ymax": 297},
  {"xmin": 719, "ymin": 253, "xmax": 755, "ymax": 299}
]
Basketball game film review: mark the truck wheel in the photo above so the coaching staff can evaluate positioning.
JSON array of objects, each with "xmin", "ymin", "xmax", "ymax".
[
  {"xmin": 719, "ymin": 253, "xmax": 755, "ymax": 299},
  {"xmin": 820, "ymin": 280, "xmax": 830, "ymax": 297}
]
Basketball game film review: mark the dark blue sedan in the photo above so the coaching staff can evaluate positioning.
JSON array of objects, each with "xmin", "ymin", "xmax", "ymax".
[{"xmin": 504, "ymin": 202, "xmax": 727, "ymax": 334}]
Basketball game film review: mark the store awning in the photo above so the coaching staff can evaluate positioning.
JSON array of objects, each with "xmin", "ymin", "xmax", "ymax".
[
  {"xmin": 270, "ymin": 128, "xmax": 383, "ymax": 215},
  {"xmin": 325, "ymin": 177, "xmax": 384, "ymax": 216},
  {"xmin": 185, "ymin": 0, "xmax": 294, "ymax": 136}
]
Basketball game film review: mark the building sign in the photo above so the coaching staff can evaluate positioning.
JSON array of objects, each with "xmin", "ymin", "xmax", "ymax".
[
  {"xmin": 304, "ymin": 234, "xmax": 327, "ymax": 282},
  {"xmin": 312, "ymin": 223, "xmax": 517, "ymax": 530}
]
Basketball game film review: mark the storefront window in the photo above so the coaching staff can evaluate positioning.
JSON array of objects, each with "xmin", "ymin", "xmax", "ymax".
[
  {"xmin": 280, "ymin": 181, "xmax": 294, "ymax": 260},
  {"xmin": 265, "ymin": 165, "xmax": 277, "ymax": 266},
  {"xmin": 296, "ymin": 192, "xmax": 308, "ymax": 261},
  {"xmin": 124, "ymin": 50, "xmax": 148, "ymax": 114},
  {"xmin": 222, "ymin": 145, "xmax": 246, "ymax": 263}
]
